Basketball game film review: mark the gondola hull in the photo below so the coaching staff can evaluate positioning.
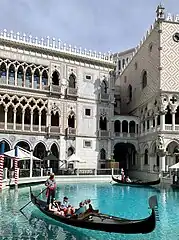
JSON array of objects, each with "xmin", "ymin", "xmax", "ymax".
[
  {"xmin": 30, "ymin": 188, "xmax": 157, "ymax": 234},
  {"xmin": 112, "ymin": 176, "xmax": 160, "ymax": 187}
]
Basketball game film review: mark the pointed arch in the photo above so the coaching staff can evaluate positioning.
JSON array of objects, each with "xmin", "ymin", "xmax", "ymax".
[
  {"xmin": 99, "ymin": 116, "xmax": 107, "ymax": 130},
  {"xmin": 69, "ymin": 73, "xmax": 76, "ymax": 88},
  {"xmin": 51, "ymin": 111, "xmax": 59, "ymax": 126},
  {"xmin": 17, "ymin": 65, "xmax": 24, "ymax": 87},
  {"xmin": 0, "ymin": 62, "xmax": 7, "ymax": 84},
  {"xmin": 52, "ymin": 70, "xmax": 60, "ymax": 86},
  {"xmin": 34, "ymin": 68, "xmax": 40, "ymax": 89},
  {"xmin": 8, "ymin": 64, "xmax": 15, "ymax": 85},
  {"xmin": 42, "ymin": 69, "xmax": 48, "ymax": 87},
  {"xmin": 25, "ymin": 67, "xmax": 32, "ymax": 88},
  {"xmin": 100, "ymin": 148, "xmax": 106, "ymax": 160},
  {"xmin": 101, "ymin": 80, "xmax": 108, "ymax": 94},
  {"xmin": 142, "ymin": 70, "xmax": 147, "ymax": 89}
]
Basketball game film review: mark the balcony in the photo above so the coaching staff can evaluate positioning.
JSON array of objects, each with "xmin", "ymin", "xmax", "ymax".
[
  {"xmin": 114, "ymin": 132, "xmax": 137, "ymax": 139},
  {"xmin": 49, "ymin": 84, "xmax": 61, "ymax": 95},
  {"xmin": 66, "ymin": 87, "xmax": 78, "ymax": 97},
  {"xmin": 46, "ymin": 126, "xmax": 61, "ymax": 137},
  {"xmin": 99, "ymin": 93, "xmax": 110, "ymax": 102},
  {"xmin": 65, "ymin": 127, "xmax": 76, "ymax": 137},
  {"xmin": 98, "ymin": 130, "xmax": 110, "ymax": 138}
]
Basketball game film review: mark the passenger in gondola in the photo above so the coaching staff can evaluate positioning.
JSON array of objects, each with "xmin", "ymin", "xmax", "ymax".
[
  {"xmin": 125, "ymin": 176, "xmax": 132, "ymax": 183},
  {"xmin": 75, "ymin": 201, "xmax": 86, "ymax": 216},
  {"xmin": 121, "ymin": 168, "xmax": 125, "ymax": 182},
  {"xmin": 173, "ymin": 173, "xmax": 178, "ymax": 184},
  {"xmin": 48, "ymin": 198, "xmax": 65, "ymax": 216},
  {"xmin": 61, "ymin": 196, "xmax": 75, "ymax": 215},
  {"xmin": 45, "ymin": 173, "xmax": 57, "ymax": 205}
]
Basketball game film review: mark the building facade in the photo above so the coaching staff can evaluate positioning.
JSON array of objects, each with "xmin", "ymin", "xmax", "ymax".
[
  {"xmin": 2, "ymin": 4, "xmax": 178, "ymax": 177},
  {"xmin": 117, "ymin": 5, "xmax": 179, "ymax": 175}
]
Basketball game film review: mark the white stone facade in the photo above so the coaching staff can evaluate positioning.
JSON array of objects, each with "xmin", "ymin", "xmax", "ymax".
[{"xmin": 2, "ymin": 4, "xmax": 179, "ymax": 176}]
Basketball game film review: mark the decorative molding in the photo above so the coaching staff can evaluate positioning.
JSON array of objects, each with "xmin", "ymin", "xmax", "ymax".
[{"xmin": 0, "ymin": 29, "xmax": 113, "ymax": 63}]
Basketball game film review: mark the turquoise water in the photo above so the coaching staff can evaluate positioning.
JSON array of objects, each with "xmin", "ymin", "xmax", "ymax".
[{"xmin": 0, "ymin": 182, "xmax": 179, "ymax": 240}]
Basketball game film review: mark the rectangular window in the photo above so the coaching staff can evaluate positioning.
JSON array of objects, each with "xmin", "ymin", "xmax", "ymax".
[
  {"xmin": 85, "ymin": 108, "xmax": 91, "ymax": 116},
  {"xmin": 85, "ymin": 75, "xmax": 92, "ymax": 80},
  {"xmin": 84, "ymin": 140, "xmax": 92, "ymax": 148}
]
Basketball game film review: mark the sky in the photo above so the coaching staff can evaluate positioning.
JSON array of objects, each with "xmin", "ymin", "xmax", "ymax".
[{"xmin": 0, "ymin": 0, "xmax": 179, "ymax": 53}]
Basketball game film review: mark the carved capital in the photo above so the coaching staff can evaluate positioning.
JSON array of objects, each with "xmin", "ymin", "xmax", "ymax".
[{"xmin": 169, "ymin": 104, "xmax": 177, "ymax": 114}]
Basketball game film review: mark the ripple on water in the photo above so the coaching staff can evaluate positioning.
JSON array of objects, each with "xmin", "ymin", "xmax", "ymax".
[{"xmin": 0, "ymin": 183, "xmax": 179, "ymax": 240}]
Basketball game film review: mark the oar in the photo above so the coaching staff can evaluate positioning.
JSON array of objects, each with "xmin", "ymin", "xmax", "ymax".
[{"xmin": 20, "ymin": 187, "xmax": 47, "ymax": 212}]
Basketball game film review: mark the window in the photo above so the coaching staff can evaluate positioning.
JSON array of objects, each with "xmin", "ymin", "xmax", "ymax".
[
  {"xmin": 124, "ymin": 76, "xmax": 127, "ymax": 83},
  {"xmin": 128, "ymin": 84, "xmax": 132, "ymax": 102},
  {"xmin": 144, "ymin": 149, "xmax": 148, "ymax": 165},
  {"xmin": 85, "ymin": 75, "xmax": 92, "ymax": 80},
  {"xmin": 149, "ymin": 43, "xmax": 153, "ymax": 52},
  {"xmin": 85, "ymin": 108, "xmax": 91, "ymax": 116},
  {"xmin": 134, "ymin": 62, "xmax": 138, "ymax": 70},
  {"xmin": 100, "ymin": 148, "xmax": 106, "ymax": 160},
  {"xmin": 142, "ymin": 70, "xmax": 147, "ymax": 89},
  {"xmin": 84, "ymin": 140, "xmax": 92, "ymax": 148}
]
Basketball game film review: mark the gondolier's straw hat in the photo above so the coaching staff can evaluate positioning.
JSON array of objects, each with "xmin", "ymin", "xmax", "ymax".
[{"xmin": 50, "ymin": 172, "xmax": 55, "ymax": 177}]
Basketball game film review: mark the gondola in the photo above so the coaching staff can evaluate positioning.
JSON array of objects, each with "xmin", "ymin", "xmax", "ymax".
[
  {"xmin": 30, "ymin": 187, "xmax": 158, "ymax": 234},
  {"xmin": 111, "ymin": 175, "xmax": 160, "ymax": 187}
]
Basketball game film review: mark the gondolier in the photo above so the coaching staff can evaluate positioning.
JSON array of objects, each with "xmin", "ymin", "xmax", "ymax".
[{"xmin": 45, "ymin": 173, "xmax": 57, "ymax": 205}]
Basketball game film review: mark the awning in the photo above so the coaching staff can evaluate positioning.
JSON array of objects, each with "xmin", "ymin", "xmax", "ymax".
[
  {"xmin": 4, "ymin": 146, "xmax": 42, "ymax": 161},
  {"xmin": 169, "ymin": 162, "xmax": 179, "ymax": 169},
  {"xmin": 66, "ymin": 154, "xmax": 85, "ymax": 163}
]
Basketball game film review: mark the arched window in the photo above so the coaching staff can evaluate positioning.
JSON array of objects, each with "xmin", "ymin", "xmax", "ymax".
[
  {"xmin": 144, "ymin": 149, "xmax": 148, "ymax": 165},
  {"xmin": 52, "ymin": 71, "xmax": 59, "ymax": 86},
  {"xmin": 34, "ymin": 69, "xmax": 40, "ymax": 89},
  {"xmin": 69, "ymin": 73, "xmax": 76, "ymax": 88},
  {"xmin": 128, "ymin": 84, "xmax": 132, "ymax": 102},
  {"xmin": 8, "ymin": 64, "xmax": 15, "ymax": 85},
  {"xmin": 42, "ymin": 70, "xmax": 48, "ymax": 87},
  {"xmin": 17, "ymin": 66, "xmax": 24, "ymax": 87},
  {"xmin": 142, "ymin": 70, "xmax": 147, "ymax": 89},
  {"xmin": 114, "ymin": 120, "xmax": 120, "ymax": 132},
  {"xmin": 122, "ymin": 59, "xmax": 125, "ymax": 68},
  {"xmin": 99, "ymin": 117, "xmax": 107, "ymax": 130},
  {"xmin": 101, "ymin": 80, "xmax": 107, "ymax": 94},
  {"xmin": 100, "ymin": 148, "xmax": 106, "ymax": 160},
  {"xmin": 0, "ymin": 62, "xmax": 6, "ymax": 84}
]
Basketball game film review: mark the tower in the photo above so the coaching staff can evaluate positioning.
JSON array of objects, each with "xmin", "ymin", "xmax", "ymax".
[{"xmin": 156, "ymin": 3, "xmax": 165, "ymax": 20}]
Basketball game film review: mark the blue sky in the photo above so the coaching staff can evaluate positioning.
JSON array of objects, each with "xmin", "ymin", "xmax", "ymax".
[{"xmin": 0, "ymin": 0, "xmax": 178, "ymax": 53}]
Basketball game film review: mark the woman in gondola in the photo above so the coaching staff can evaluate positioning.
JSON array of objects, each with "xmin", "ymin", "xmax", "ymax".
[{"xmin": 48, "ymin": 198, "xmax": 65, "ymax": 216}]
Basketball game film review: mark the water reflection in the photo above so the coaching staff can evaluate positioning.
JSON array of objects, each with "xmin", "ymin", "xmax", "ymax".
[{"xmin": 29, "ymin": 210, "xmax": 94, "ymax": 240}]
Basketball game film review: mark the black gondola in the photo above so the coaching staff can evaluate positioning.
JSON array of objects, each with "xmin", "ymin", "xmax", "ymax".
[
  {"xmin": 30, "ymin": 187, "xmax": 158, "ymax": 234},
  {"xmin": 112, "ymin": 175, "xmax": 160, "ymax": 187}
]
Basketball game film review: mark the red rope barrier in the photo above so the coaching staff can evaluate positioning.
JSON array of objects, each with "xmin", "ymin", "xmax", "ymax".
[{"xmin": 0, "ymin": 154, "xmax": 4, "ymax": 190}]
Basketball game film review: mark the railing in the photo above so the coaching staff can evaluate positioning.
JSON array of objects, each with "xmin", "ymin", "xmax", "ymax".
[
  {"xmin": 3, "ymin": 168, "xmax": 119, "ymax": 180},
  {"xmin": 50, "ymin": 85, "xmax": 61, "ymax": 94},
  {"xmin": 66, "ymin": 127, "xmax": 76, "ymax": 136},
  {"xmin": 98, "ymin": 130, "xmax": 110, "ymax": 138},
  {"xmin": 99, "ymin": 93, "xmax": 110, "ymax": 101},
  {"xmin": 66, "ymin": 88, "xmax": 78, "ymax": 96},
  {"xmin": 165, "ymin": 124, "xmax": 172, "ymax": 131},
  {"xmin": 114, "ymin": 132, "xmax": 137, "ymax": 138}
]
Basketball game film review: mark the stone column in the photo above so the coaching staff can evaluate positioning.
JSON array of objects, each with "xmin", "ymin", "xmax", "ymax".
[
  {"xmin": 22, "ymin": 110, "xmax": 25, "ymax": 131},
  {"xmin": 155, "ymin": 115, "xmax": 158, "ymax": 130},
  {"xmin": 6, "ymin": 67, "xmax": 9, "ymax": 84},
  {"xmin": 29, "ymin": 149, "xmax": 33, "ymax": 178},
  {"xmin": 172, "ymin": 111, "xmax": 176, "ymax": 131},
  {"xmin": 13, "ymin": 109, "xmax": 16, "ymax": 130},
  {"xmin": 4, "ymin": 108, "xmax": 7, "ymax": 130},
  {"xmin": 30, "ymin": 110, "xmax": 33, "ymax": 131},
  {"xmin": 15, "ymin": 69, "xmax": 17, "ymax": 86},
  {"xmin": 31, "ymin": 70, "xmax": 34, "ymax": 89},
  {"xmin": 160, "ymin": 156, "xmax": 166, "ymax": 172},
  {"xmin": 39, "ymin": 112, "xmax": 41, "ymax": 132},
  {"xmin": 40, "ymin": 72, "xmax": 42, "ymax": 90},
  {"xmin": 160, "ymin": 112, "xmax": 165, "ymax": 131}
]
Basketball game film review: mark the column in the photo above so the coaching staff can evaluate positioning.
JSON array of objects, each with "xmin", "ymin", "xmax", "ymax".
[
  {"xmin": 155, "ymin": 115, "xmax": 158, "ymax": 130},
  {"xmin": 31, "ymin": 71, "xmax": 34, "ymax": 89},
  {"xmin": 160, "ymin": 112, "xmax": 165, "ymax": 131},
  {"xmin": 6, "ymin": 67, "xmax": 9, "ymax": 84},
  {"xmin": 172, "ymin": 111, "xmax": 176, "ymax": 131},
  {"xmin": 30, "ymin": 110, "xmax": 33, "ymax": 131},
  {"xmin": 14, "ymin": 69, "xmax": 17, "ymax": 86},
  {"xmin": 39, "ymin": 112, "xmax": 41, "ymax": 132},
  {"xmin": 30, "ymin": 149, "xmax": 33, "ymax": 178},
  {"xmin": 4, "ymin": 108, "xmax": 7, "ymax": 130},
  {"xmin": 160, "ymin": 156, "xmax": 165, "ymax": 172},
  {"xmin": 13, "ymin": 109, "xmax": 16, "ymax": 130},
  {"xmin": 40, "ymin": 72, "xmax": 42, "ymax": 90}
]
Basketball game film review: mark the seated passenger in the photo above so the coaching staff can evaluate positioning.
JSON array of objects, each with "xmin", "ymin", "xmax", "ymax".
[
  {"xmin": 61, "ymin": 197, "xmax": 75, "ymax": 215},
  {"xmin": 74, "ymin": 202, "xmax": 86, "ymax": 216},
  {"xmin": 48, "ymin": 199, "xmax": 65, "ymax": 216},
  {"xmin": 117, "ymin": 175, "xmax": 122, "ymax": 180},
  {"xmin": 125, "ymin": 176, "xmax": 132, "ymax": 182}
]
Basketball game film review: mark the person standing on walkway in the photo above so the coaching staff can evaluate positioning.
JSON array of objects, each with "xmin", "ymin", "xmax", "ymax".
[{"xmin": 45, "ymin": 173, "xmax": 57, "ymax": 205}]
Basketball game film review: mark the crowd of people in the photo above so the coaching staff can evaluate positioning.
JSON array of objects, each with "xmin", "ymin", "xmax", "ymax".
[{"xmin": 45, "ymin": 173, "xmax": 94, "ymax": 218}]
